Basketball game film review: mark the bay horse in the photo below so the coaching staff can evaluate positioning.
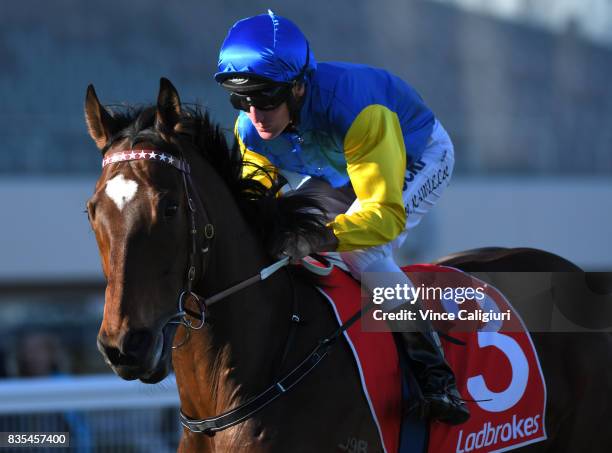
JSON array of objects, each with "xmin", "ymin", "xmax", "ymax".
[{"xmin": 85, "ymin": 78, "xmax": 612, "ymax": 452}]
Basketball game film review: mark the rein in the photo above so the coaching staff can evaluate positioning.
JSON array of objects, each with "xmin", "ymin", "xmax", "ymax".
[
  {"xmin": 180, "ymin": 303, "xmax": 367, "ymax": 436},
  {"xmin": 102, "ymin": 149, "xmax": 352, "ymax": 437}
]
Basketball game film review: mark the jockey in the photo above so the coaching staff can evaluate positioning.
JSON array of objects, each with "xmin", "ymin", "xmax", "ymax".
[{"xmin": 215, "ymin": 11, "xmax": 470, "ymax": 425}]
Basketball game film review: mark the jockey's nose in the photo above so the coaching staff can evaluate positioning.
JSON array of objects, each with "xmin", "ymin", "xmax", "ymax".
[{"xmin": 249, "ymin": 105, "xmax": 266, "ymax": 122}]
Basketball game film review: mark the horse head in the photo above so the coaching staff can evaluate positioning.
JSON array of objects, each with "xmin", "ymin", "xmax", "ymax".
[
  {"xmin": 85, "ymin": 79, "xmax": 212, "ymax": 383},
  {"xmin": 86, "ymin": 76, "xmax": 328, "ymax": 386}
]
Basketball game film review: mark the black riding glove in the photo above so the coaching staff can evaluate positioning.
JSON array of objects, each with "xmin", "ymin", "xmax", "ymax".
[{"xmin": 280, "ymin": 227, "xmax": 339, "ymax": 263}]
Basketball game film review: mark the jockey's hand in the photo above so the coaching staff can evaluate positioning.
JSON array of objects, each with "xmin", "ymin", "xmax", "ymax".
[
  {"xmin": 282, "ymin": 236, "xmax": 314, "ymax": 263},
  {"xmin": 281, "ymin": 227, "xmax": 338, "ymax": 263}
]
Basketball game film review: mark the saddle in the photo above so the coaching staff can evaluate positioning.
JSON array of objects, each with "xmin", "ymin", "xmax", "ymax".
[{"xmin": 306, "ymin": 257, "xmax": 547, "ymax": 453}]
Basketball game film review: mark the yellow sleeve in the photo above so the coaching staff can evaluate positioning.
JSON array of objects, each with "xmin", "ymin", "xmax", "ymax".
[
  {"xmin": 329, "ymin": 105, "xmax": 407, "ymax": 251},
  {"xmin": 234, "ymin": 118, "xmax": 278, "ymax": 189}
]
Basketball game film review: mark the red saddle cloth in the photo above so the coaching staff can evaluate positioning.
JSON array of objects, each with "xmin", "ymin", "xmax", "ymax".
[
  {"xmin": 316, "ymin": 263, "xmax": 547, "ymax": 453},
  {"xmin": 315, "ymin": 266, "xmax": 402, "ymax": 453}
]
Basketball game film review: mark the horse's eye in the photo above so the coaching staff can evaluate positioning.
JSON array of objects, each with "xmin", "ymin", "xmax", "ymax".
[{"xmin": 164, "ymin": 204, "xmax": 179, "ymax": 218}]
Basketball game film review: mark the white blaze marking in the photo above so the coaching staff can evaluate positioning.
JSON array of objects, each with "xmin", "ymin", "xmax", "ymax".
[{"xmin": 105, "ymin": 174, "xmax": 138, "ymax": 211}]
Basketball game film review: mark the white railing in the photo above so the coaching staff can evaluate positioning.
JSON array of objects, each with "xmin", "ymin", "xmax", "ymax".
[{"xmin": 0, "ymin": 374, "xmax": 180, "ymax": 414}]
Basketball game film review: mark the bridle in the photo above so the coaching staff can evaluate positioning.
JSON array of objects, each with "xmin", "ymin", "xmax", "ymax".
[
  {"xmin": 102, "ymin": 149, "xmax": 291, "ymax": 337},
  {"xmin": 101, "ymin": 148, "xmax": 361, "ymax": 437},
  {"xmin": 103, "ymin": 149, "xmax": 215, "ymax": 337}
]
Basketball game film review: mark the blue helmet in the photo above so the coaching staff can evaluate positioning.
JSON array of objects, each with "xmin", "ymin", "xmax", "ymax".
[{"xmin": 215, "ymin": 10, "xmax": 317, "ymax": 86}]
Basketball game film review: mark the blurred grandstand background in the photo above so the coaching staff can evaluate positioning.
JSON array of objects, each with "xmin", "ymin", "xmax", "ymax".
[{"xmin": 0, "ymin": 0, "xmax": 611, "ymax": 450}]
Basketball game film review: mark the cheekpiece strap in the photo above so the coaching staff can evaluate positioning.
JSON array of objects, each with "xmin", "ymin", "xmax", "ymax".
[{"xmin": 102, "ymin": 150, "xmax": 190, "ymax": 174}]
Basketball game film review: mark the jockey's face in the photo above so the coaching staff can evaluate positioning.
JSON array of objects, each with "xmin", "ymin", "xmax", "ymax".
[
  {"xmin": 246, "ymin": 84, "xmax": 305, "ymax": 140},
  {"xmin": 246, "ymin": 103, "xmax": 291, "ymax": 140}
]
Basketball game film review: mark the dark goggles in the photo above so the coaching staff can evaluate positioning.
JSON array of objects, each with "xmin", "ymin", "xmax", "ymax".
[{"xmin": 228, "ymin": 84, "xmax": 293, "ymax": 112}]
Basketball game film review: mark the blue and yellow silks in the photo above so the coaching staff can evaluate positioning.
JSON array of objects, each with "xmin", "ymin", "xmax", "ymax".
[{"xmin": 235, "ymin": 62, "xmax": 435, "ymax": 251}]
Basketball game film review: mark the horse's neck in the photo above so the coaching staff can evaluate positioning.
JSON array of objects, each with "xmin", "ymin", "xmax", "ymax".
[{"xmin": 173, "ymin": 155, "xmax": 293, "ymax": 421}]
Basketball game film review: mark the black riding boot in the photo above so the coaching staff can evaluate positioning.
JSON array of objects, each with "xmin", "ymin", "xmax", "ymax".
[
  {"xmin": 396, "ymin": 328, "xmax": 470, "ymax": 425},
  {"xmin": 361, "ymin": 267, "xmax": 470, "ymax": 425}
]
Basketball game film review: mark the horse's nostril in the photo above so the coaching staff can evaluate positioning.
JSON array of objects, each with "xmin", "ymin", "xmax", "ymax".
[
  {"xmin": 98, "ymin": 329, "xmax": 156, "ymax": 368},
  {"xmin": 103, "ymin": 344, "xmax": 141, "ymax": 367},
  {"xmin": 121, "ymin": 329, "xmax": 154, "ymax": 357},
  {"xmin": 105, "ymin": 346, "xmax": 122, "ymax": 364}
]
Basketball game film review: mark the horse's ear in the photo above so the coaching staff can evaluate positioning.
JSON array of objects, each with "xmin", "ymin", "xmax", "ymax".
[
  {"xmin": 156, "ymin": 77, "xmax": 182, "ymax": 133},
  {"xmin": 85, "ymin": 85, "xmax": 119, "ymax": 151}
]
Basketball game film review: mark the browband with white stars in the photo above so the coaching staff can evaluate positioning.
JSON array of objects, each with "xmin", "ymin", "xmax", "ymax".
[{"xmin": 102, "ymin": 150, "xmax": 190, "ymax": 173}]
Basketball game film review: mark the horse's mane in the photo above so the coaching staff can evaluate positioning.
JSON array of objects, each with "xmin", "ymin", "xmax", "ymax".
[{"xmin": 105, "ymin": 104, "xmax": 330, "ymax": 258}]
